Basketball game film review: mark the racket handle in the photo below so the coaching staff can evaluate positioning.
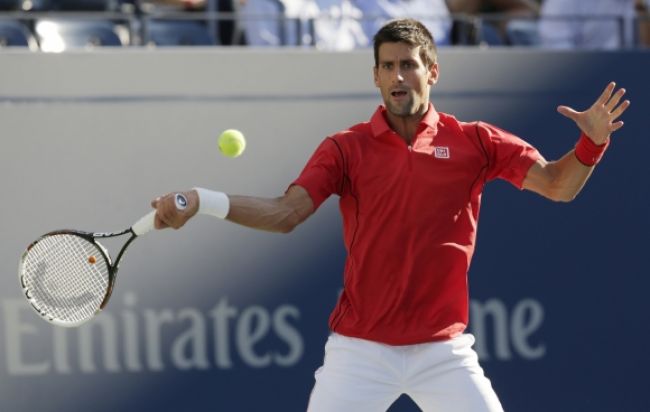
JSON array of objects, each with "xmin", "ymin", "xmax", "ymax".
[{"xmin": 132, "ymin": 210, "xmax": 157, "ymax": 236}]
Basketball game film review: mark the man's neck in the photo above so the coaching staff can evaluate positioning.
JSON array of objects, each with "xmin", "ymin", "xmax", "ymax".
[{"xmin": 385, "ymin": 105, "xmax": 428, "ymax": 145}]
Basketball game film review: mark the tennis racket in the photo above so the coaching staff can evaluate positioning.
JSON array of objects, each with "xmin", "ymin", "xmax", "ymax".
[{"xmin": 18, "ymin": 193, "xmax": 188, "ymax": 327}]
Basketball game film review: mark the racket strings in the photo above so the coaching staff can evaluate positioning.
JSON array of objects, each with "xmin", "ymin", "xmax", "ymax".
[{"xmin": 20, "ymin": 234, "xmax": 110, "ymax": 324}]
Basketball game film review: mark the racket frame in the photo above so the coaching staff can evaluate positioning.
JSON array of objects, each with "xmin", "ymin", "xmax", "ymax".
[
  {"xmin": 18, "ymin": 203, "xmax": 165, "ymax": 327},
  {"xmin": 18, "ymin": 226, "xmax": 137, "ymax": 326}
]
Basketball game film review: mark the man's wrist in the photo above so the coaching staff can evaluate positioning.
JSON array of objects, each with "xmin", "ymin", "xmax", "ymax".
[
  {"xmin": 574, "ymin": 133, "xmax": 610, "ymax": 166},
  {"xmin": 193, "ymin": 187, "xmax": 230, "ymax": 219}
]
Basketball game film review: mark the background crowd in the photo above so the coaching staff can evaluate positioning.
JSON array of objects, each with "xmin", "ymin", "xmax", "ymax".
[{"xmin": 0, "ymin": 0, "xmax": 649, "ymax": 50}]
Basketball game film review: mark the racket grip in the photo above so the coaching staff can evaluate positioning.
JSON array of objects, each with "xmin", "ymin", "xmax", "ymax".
[{"xmin": 132, "ymin": 210, "xmax": 157, "ymax": 236}]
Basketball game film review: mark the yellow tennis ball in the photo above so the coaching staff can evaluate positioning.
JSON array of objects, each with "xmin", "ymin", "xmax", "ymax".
[{"xmin": 218, "ymin": 129, "xmax": 246, "ymax": 158}]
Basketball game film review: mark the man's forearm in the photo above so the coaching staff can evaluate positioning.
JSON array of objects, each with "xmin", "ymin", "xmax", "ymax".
[
  {"xmin": 226, "ymin": 195, "xmax": 304, "ymax": 233},
  {"xmin": 543, "ymin": 151, "xmax": 595, "ymax": 202},
  {"xmin": 225, "ymin": 186, "xmax": 314, "ymax": 233}
]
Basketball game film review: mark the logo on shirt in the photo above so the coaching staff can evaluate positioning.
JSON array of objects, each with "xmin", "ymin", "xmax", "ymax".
[{"xmin": 434, "ymin": 146, "xmax": 450, "ymax": 159}]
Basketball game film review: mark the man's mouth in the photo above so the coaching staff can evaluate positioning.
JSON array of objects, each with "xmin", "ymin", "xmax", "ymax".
[{"xmin": 391, "ymin": 90, "xmax": 408, "ymax": 97}]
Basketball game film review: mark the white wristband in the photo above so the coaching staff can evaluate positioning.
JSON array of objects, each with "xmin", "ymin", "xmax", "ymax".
[{"xmin": 193, "ymin": 187, "xmax": 230, "ymax": 219}]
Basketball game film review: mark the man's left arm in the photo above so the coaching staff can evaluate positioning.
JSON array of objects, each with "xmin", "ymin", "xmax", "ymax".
[{"xmin": 522, "ymin": 82, "xmax": 630, "ymax": 202}]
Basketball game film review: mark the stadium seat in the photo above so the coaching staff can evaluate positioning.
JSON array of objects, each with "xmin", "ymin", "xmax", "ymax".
[
  {"xmin": 144, "ymin": 20, "xmax": 214, "ymax": 46},
  {"xmin": 0, "ymin": 20, "xmax": 37, "ymax": 49},
  {"xmin": 506, "ymin": 20, "xmax": 540, "ymax": 46},
  {"xmin": 0, "ymin": 0, "xmax": 21, "ymax": 10},
  {"xmin": 36, "ymin": 0, "xmax": 119, "ymax": 11},
  {"xmin": 478, "ymin": 22, "xmax": 505, "ymax": 46},
  {"xmin": 35, "ymin": 20, "xmax": 125, "ymax": 51},
  {"xmin": 451, "ymin": 19, "xmax": 506, "ymax": 47}
]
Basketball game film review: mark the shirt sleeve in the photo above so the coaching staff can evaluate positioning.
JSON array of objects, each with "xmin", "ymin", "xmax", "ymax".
[
  {"xmin": 290, "ymin": 137, "xmax": 345, "ymax": 211},
  {"xmin": 477, "ymin": 122, "xmax": 542, "ymax": 189}
]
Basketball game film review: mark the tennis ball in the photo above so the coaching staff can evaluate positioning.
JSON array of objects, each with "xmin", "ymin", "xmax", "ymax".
[{"xmin": 218, "ymin": 129, "xmax": 246, "ymax": 158}]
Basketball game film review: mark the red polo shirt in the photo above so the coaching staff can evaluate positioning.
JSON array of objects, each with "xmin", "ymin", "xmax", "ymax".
[{"xmin": 293, "ymin": 104, "xmax": 541, "ymax": 345}]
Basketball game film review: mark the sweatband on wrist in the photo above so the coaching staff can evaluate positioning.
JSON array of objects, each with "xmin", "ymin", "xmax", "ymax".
[
  {"xmin": 193, "ymin": 187, "xmax": 230, "ymax": 219},
  {"xmin": 574, "ymin": 133, "xmax": 609, "ymax": 166}
]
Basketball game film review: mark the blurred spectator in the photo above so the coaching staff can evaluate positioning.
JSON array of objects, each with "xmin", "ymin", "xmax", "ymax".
[
  {"xmin": 354, "ymin": 0, "xmax": 453, "ymax": 46},
  {"xmin": 238, "ymin": 0, "xmax": 315, "ymax": 46},
  {"xmin": 539, "ymin": 0, "xmax": 636, "ymax": 49},
  {"xmin": 313, "ymin": 0, "xmax": 367, "ymax": 49},
  {"xmin": 137, "ymin": 0, "xmax": 206, "ymax": 12},
  {"xmin": 237, "ymin": 0, "xmax": 280, "ymax": 46},
  {"xmin": 240, "ymin": 0, "xmax": 450, "ymax": 49},
  {"xmin": 446, "ymin": 0, "xmax": 539, "ymax": 16},
  {"xmin": 25, "ymin": 0, "xmax": 122, "ymax": 11},
  {"xmin": 132, "ymin": 0, "xmax": 240, "ymax": 44},
  {"xmin": 239, "ymin": 0, "xmax": 367, "ymax": 49},
  {"xmin": 446, "ymin": 0, "xmax": 540, "ymax": 45},
  {"xmin": 636, "ymin": 0, "xmax": 650, "ymax": 46}
]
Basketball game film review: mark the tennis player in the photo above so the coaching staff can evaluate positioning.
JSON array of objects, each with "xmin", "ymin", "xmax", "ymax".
[{"xmin": 151, "ymin": 19, "xmax": 629, "ymax": 412}]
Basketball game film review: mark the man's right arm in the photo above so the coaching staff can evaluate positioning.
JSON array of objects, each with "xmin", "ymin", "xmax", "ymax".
[
  {"xmin": 225, "ymin": 185, "xmax": 314, "ymax": 233},
  {"xmin": 151, "ymin": 185, "xmax": 314, "ymax": 233}
]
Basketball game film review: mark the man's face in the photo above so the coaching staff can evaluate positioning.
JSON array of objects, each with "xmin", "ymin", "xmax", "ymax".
[{"xmin": 373, "ymin": 42, "xmax": 439, "ymax": 117}]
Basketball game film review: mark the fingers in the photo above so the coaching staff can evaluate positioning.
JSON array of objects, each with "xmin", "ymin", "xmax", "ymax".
[
  {"xmin": 610, "ymin": 120, "xmax": 625, "ymax": 132},
  {"xmin": 595, "ymin": 82, "xmax": 616, "ymax": 107},
  {"xmin": 150, "ymin": 192, "xmax": 191, "ymax": 230},
  {"xmin": 557, "ymin": 105, "xmax": 579, "ymax": 120},
  {"xmin": 558, "ymin": 83, "xmax": 628, "ymax": 141},
  {"xmin": 158, "ymin": 193, "xmax": 184, "ymax": 229},
  {"xmin": 151, "ymin": 197, "xmax": 164, "ymax": 229},
  {"xmin": 154, "ymin": 214, "xmax": 169, "ymax": 230},
  {"xmin": 609, "ymin": 98, "xmax": 631, "ymax": 120},
  {"xmin": 605, "ymin": 87, "xmax": 626, "ymax": 113}
]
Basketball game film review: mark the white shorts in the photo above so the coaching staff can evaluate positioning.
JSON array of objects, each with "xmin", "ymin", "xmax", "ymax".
[{"xmin": 307, "ymin": 333, "xmax": 504, "ymax": 412}]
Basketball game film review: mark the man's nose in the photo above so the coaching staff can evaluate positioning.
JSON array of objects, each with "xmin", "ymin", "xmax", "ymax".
[{"xmin": 393, "ymin": 68, "xmax": 404, "ymax": 83}]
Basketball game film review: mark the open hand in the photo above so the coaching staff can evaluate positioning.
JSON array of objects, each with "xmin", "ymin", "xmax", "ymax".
[{"xmin": 557, "ymin": 82, "xmax": 630, "ymax": 145}]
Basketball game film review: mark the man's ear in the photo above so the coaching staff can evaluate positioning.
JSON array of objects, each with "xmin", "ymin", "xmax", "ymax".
[
  {"xmin": 429, "ymin": 62, "xmax": 439, "ymax": 85},
  {"xmin": 373, "ymin": 66, "xmax": 380, "ymax": 87}
]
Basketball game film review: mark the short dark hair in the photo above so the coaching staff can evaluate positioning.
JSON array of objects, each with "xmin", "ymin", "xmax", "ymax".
[{"xmin": 373, "ymin": 19, "xmax": 437, "ymax": 68}]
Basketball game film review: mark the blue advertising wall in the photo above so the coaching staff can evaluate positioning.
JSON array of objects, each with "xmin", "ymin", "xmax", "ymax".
[
  {"xmin": 0, "ymin": 49, "xmax": 648, "ymax": 412},
  {"xmin": 446, "ymin": 51, "xmax": 649, "ymax": 412}
]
